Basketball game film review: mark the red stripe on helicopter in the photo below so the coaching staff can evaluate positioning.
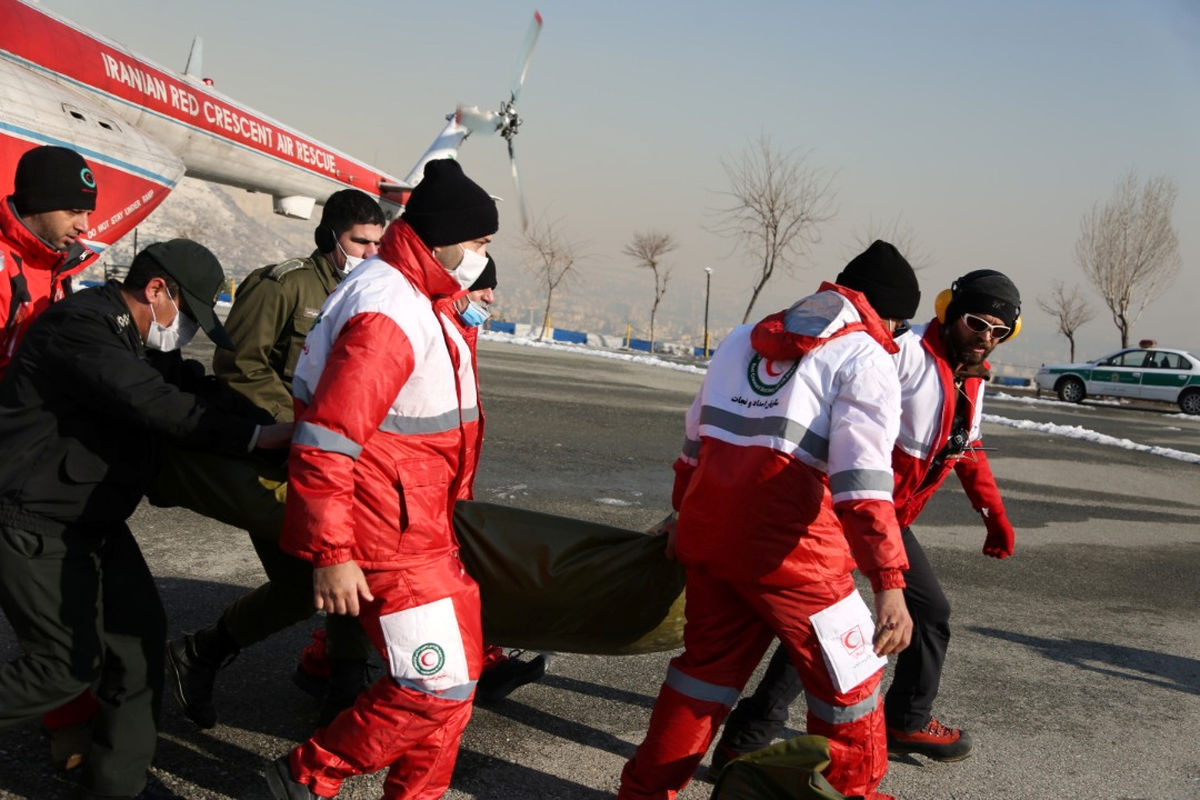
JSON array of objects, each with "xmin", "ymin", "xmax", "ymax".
[{"xmin": 1, "ymin": 0, "xmax": 393, "ymax": 194}]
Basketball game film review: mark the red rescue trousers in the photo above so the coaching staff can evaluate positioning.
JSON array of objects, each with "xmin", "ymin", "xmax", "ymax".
[
  {"xmin": 288, "ymin": 557, "xmax": 483, "ymax": 800},
  {"xmin": 618, "ymin": 570, "xmax": 889, "ymax": 799}
]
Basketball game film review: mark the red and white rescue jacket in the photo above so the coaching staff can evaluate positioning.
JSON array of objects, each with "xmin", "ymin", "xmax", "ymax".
[
  {"xmin": 281, "ymin": 222, "xmax": 478, "ymax": 570},
  {"xmin": 672, "ymin": 283, "xmax": 908, "ymax": 592},
  {"xmin": 0, "ymin": 198, "xmax": 96, "ymax": 377},
  {"xmin": 891, "ymin": 319, "xmax": 1007, "ymax": 527}
]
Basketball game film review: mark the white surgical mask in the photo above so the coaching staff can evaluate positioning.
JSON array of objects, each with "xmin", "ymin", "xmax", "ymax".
[
  {"xmin": 146, "ymin": 291, "xmax": 198, "ymax": 352},
  {"xmin": 336, "ymin": 240, "xmax": 365, "ymax": 275},
  {"xmin": 452, "ymin": 247, "xmax": 489, "ymax": 289}
]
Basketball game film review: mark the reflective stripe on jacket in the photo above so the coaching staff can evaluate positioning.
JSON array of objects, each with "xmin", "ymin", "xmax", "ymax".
[
  {"xmin": 671, "ymin": 283, "xmax": 908, "ymax": 591},
  {"xmin": 281, "ymin": 222, "xmax": 476, "ymax": 570}
]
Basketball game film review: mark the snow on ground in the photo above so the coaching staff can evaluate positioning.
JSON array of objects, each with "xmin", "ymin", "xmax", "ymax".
[
  {"xmin": 982, "ymin": 414, "xmax": 1200, "ymax": 465},
  {"xmin": 481, "ymin": 331, "xmax": 707, "ymax": 374},
  {"xmin": 594, "ymin": 498, "xmax": 636, "ymax": 507},
  {"xmin": 483, "ymin": 332, "xmax": 1200, "ymax": 464},
  {"xmin": 991, "ymin": 391, "xmax": 1111, "ymax": 409}
]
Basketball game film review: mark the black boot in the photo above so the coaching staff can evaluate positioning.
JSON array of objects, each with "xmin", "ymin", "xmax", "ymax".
[
  {"xmin": 315, "ymin": 658, "xmax": 370, "ymax": 728},
  {"xmin": 475, "ymin": 650, "xmax": 548, "ymax": 705},
  {"xmin": 165, "ymin": 623, "xmax": 238, "ymax": 729},
  {"xmin": 264, "ymin": 755, "xmax": 325, "ymax": 799}
]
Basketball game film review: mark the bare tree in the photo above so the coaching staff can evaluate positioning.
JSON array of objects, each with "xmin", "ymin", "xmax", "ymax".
[
  {"xmin": 623, "ymin": 231, "xmax": 677, "ymax": 348},
  {"xmin": 849, "ymin": 212, "xmax": 935, "ymax": 272},
  {"xmin": 1075, "ymin": 172, "xmax": 1181, "ymax": 348},
  {"xmin": 713, "ymin": 135, "xmax": 837, "ymax": 323},
  {"xmin": 1037, "ymin": 280, "xmax": 1096, "ymax": 362},
  {"xmin": 521, "ymin": 216, "xmax": 582, "ymax": 341}
]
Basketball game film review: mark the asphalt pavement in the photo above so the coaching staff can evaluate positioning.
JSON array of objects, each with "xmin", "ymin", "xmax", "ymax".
[{"xmin": 1, "ymin": 338, "xmax": 1198, "ymax": 799}]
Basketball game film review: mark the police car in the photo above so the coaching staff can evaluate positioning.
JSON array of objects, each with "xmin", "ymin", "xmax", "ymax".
[{"xmin": 1035, "ymin": 346, "xmax": 1200, "ymax": 414}]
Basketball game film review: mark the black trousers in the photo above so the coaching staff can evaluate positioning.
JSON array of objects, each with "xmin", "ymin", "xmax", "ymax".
[
  {"xmin": 0, "ymin": 520, "xmax": 166, "ymax": 796},
  {"xmin": 717, "ymin": 526, "xmax": 951, "ymax": 752}
]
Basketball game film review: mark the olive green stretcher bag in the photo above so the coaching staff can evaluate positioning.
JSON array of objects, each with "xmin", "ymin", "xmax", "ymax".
[
  {"xmin": 149, "ymin": 447, "xmax": 686, "ymax": 655},
  {"xmin": 711, "ymin": 736, "xmax": 854, "ymax": 800},
  {"xmin": 453, "ymin": 500, "xmax": 686, "ymax": 654}
]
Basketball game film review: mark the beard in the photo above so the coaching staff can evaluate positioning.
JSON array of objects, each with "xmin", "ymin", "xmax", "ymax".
[{"xmin": 948, "ymin": 326, "xmax": 996, "ymax": 367}]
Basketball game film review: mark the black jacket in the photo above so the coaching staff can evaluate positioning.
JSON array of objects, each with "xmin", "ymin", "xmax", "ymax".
[{"xmin": 0, "ymin": 281, "xmax": 256, "ymax": 532}]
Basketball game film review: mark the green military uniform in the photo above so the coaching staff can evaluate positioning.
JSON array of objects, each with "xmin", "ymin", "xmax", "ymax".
[
  {"xmin": 151, "ymin": 249, "xmax": 370, "ymax": 661},
  {"xmin": 213, "ymin": 250, "xmax": 342, "ymax": 423}
]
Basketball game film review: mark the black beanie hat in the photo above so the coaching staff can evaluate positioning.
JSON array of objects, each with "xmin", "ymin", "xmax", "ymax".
[
  {"xmin": 401, "ymin": 159, "xmax": 498, "ymax": 247},
  {"xmin": 835, "ymin": 240, "xmax": 921, "ymax": 320},
  {"xmin": 12, "ymin": 146, "xmax": 98, "ymax": 215},
  {"xmin": 468, "ymin": 255, "xmax": 498, "ymax": 291},
  {"xmin": 134, "ymin": 239, "xmax": 235, "ymax": 350},
  {"xmin": 945, "ymin": 269, "xmax": 1020, "ymax": 328}
]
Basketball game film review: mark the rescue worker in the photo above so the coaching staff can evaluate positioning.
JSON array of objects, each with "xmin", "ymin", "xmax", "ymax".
[
  {"xmin": 618, "ymin": 241, "xmax": 921, "ymax": 800},
  {"xmin": 0, "ymin": 239, "xmax": 291, "ymax": 800},
  {"xmin": 438, "ymin": 256, "xmax": 551, "ymax": 703},
  {"xmin": 712, "ymin": 269, "xmax": 1022, "ymax": 767},
  {"xmin": 265, "ymin": 159, "xmax": 496, "ymax": 800},
  {"xmin": 1, "ymin": 144, "xmax": 98, "ymax": 377},
  {"xmin": 164, "ymin": 189, "xmax": 384, "ymax": 730},
  {"xmin": 1, "ymin": 143, "xmax": 100, "ymax": 770}
]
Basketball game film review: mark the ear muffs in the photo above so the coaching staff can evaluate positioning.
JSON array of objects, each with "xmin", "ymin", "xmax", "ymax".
[
  {"xmin": 936, "ymin": 284, "xmax": 1022, "ymax": 341},
  {"xmin": 935, "ymin": 288, "xmax": 953, "ymax": 323},
  {"xmin": 314, "ymin": 225, "xmax": 336, "ymax": 253}
]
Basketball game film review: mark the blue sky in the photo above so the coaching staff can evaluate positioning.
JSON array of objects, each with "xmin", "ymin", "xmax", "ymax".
[{"xmin": 41, "ymin": 0, "xmax": 1200, "ymax": 368}]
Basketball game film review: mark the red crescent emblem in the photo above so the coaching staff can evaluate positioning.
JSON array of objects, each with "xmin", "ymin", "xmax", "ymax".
[
  {"xmin": 764, "ymin": 360, "xmax": 784, "ymax": 377},
  {"xmin": 841, "ymin": 627, "xmax": 864, "ymax": 653}
]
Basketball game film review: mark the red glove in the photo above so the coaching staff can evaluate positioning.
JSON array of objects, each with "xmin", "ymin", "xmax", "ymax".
[{"xmin": 981, "ymin": 508, "xmax": 1015, "ymax": 559}]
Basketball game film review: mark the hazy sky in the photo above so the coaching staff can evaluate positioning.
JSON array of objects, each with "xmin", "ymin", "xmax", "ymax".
[{"xmin": 38, "ymin": 0, "xmax": 1200, "ymax": 370}]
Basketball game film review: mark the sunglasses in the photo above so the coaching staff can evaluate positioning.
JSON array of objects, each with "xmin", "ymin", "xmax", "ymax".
[{"xmin": 961, "ymin": 313, "xmax": 1011, "ymax": 340}]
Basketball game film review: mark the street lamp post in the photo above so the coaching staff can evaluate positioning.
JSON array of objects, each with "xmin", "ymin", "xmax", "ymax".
[{"xmin": 703, "ymin": 267, "xmax": 712, "ymax": 358}]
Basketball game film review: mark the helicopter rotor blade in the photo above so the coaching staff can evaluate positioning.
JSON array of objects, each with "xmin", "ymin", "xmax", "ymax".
[
  {"xmin": 510, "ymin": 10, "xmax": 543, "ymax": 104},
  {"xmin": 508, "ymin": 137, "xmax": 529, "ymax": 232}
]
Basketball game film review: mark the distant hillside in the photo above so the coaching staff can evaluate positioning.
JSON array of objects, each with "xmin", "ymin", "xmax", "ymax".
[{"xmin": 81, "ymin": 177, "xmax": 314, "ymax": 286}]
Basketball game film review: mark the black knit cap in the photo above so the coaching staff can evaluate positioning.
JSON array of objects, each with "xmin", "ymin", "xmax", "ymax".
[
  {"xmin": 134, "ymin": 239, "xmax": 235, "ymax": 350},
  {"xmin": 12, "ymin": 145, "xmax": 98, "ymax": 215},
  {"xmin": 835, "ymin": 240, "xmax": 921, "ymax": 320},
  {"xmin": 401, "ymin": 159, "xmax": 498, "ymax": 247},
  {"xmin": 946, "ymin": 269, "xmax": 1020, "ymax": 328},
  {"xmin": 468, "ymin": 255, "xmax": 498, "ymax": 291}
]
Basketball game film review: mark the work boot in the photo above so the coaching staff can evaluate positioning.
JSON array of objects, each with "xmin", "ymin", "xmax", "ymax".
[
  {"xmin": 315, "ymin": 658, "xmax": 371, "ymax": 728},
  {"xmin": 887, "ymin": 716, "xmax": 974, "ymax": 761},
  {"xmin": 166, "ymin": 627, "xmax": 238, "ymax": 729},
  {"xmin": 265, "ymin": 754, "xmax": 328, "ymax": 799},
  {"xmin": 474, "ymin": 650, "xmax": 548, "ymax": 705}
]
